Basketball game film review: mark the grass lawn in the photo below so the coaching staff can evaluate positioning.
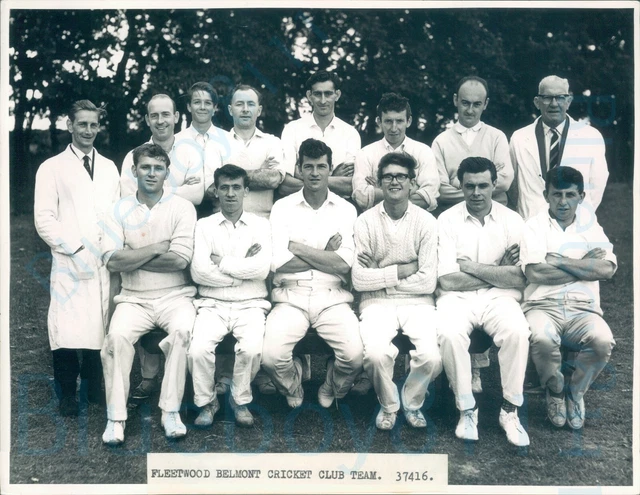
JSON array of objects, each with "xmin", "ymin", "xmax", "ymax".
[{"xmin": 8, "ymin": 182, "xmax": 634, "ymax": 487}]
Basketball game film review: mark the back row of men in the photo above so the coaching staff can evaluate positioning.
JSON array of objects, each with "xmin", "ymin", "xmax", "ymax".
[{"xmin": 34, "ymin": 70, "xmax": 614, "ymax": 450}]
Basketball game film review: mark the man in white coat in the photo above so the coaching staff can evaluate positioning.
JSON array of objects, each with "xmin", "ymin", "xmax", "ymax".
[
  {"xmin": 509, "ymin": 75, "xmax": 609, "ymax": 220},
  {"xmin": 34, "ymin": 99, "xmax": 120, "ymax": 416}
]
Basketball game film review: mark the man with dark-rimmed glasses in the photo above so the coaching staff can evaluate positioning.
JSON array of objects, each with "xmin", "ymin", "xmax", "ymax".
[{"xmin": 508, "ymin": 75, "xmax": 609, "ymax": 220}]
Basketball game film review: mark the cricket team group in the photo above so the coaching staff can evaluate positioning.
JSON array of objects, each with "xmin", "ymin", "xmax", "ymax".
[{"xmin": 33, "ymin": 69, "xmax": 617, "ymax": 449}]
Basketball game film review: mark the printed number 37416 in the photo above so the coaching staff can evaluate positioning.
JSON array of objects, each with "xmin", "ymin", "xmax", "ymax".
[{"xmin": 396, "ymin": 471, "xmax": 432, "ymax": 482}]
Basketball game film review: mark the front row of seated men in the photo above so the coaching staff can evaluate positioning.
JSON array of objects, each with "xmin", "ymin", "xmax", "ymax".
[{"xmin": 100, "ymin": 138, "xmax": 616, "ymax": 449}]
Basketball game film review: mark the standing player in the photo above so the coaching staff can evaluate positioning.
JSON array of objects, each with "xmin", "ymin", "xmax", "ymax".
[
  {"xmin": 280, "ymin": 70, "xmax": 361, "ymax": 198},
  {"xmin": 352, "ymin": 92, "xmax": 439, "ymax": 212},
  {"xmin": 520, "ymin": 166, "xmax": 616, "ymax": 430},
  {"xmin": 437, "ymin": 157, "xmax": 530, "ymax": 447},
  {"xmin": 188, "ymin": 164, "xmax": 272, "ymax": 427},
  {"xmin": 262, "ymin": 139, "xmax": 364, "ymax": 408},
  {"xmin": 34, "ymin": 99, "xmax": 120, "ymax": 416},
  {"xmin": 352, "ymin": 152, "xmax": 441, "ymax": 430},
  {"xmin": 100, "ymin": 143, "xmax": 196, "ymax": 445}
]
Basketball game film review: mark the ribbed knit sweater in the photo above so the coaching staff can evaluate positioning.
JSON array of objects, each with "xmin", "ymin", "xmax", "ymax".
[{"xmin": 352, "ymin": 202, "xmax": 438, "ymax": 311}]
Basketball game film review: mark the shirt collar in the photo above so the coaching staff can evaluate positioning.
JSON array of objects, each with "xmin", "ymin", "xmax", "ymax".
[
  {"xmin": 133, "ymin": 190, "xmax": 168, "ymax": 209},
  {"xmin": 213, "ymin": 210, "xmax": 251, "ymax": 227},
  {"xmin": 382, "ymin": 136, "xmax": 408, "ymax": 152},
  {"xmin": 454, "ymin": 121, "xmax": 483, "ymax": 134},
  {"xmin": 230, "ymin": 127, "xmax": 264, "ymax": 142},
  {"xmin": 378, "ymin": 201, "xmax": 411, "ymax": 221},
  {"xmin": 69, "ymin": 143, "xmax": 92, "ymax": 160},
  {"xmin": 462, "ymin": 200, "xmax": 496, "ymax": 223},
  {"xmin": 188, "ymin": 123, "xmax": 224, "ymax": 140},
  {"xmin": 542, "ymin": 118, "xmax": 567, "ymax": 136},
  {"xmin": 303, "ymin": 113, "xmax": 337, "ymax": 130},
  {"xmin": 293, "ymin": 188, "xmax": 339, "ymax": 208}
]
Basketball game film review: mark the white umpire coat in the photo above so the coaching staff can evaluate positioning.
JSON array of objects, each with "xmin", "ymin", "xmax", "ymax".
[
  {"xmin": 509, "ymin": 116, "xmax": 609, "ymax": 220},
  {"xmin": 34, "ymin": 145, "xmax": 120, "ymax": 350}
]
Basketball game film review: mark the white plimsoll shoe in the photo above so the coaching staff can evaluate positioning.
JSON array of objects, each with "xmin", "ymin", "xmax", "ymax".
[
  {"xmin": 162, "ymin": 411, "xmax": 187, "ymax": 439},
  {"xmin": 566, "ymin": 395, "xmax": 585, "ymax": 430},
  {"xmin": 471, "ymin": 368, "xmax": 483, "ymax": 394},
  {"xmin": 546, "ymin": 388, "xmax": 566, "ymax": 428},
  {"xmin": 455, "ymin": 408, "xmax": 478, "ymax": 441},
  {"xmin": 499, "ymin": 408, "xmax": 530, "ymax": 447},
  {"xmin": 286, "ymin": 357, "xmax": 304, "ymax": 408},
  {"xmin": 375, "ymin": 410, "xmax": 397, "ymax": 430},
  {"xmin": 404, "ymin": 409, "xmax": 427, "ymax": 429},
  {"xmin": 102, "ymin": 420, "xmax": 125, "ymax": 446}
]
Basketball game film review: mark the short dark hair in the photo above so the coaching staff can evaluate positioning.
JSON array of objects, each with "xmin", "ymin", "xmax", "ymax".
[
  {"xmin": 376, "ymin": 93, "xmax": 412, "ymax": 120},
  {"xmin": 305, "ymin": 70, "xmax": 341, "ymax": 92},
  {"xmin": 187, "ymin": 81, "xmax": 219, "ymax": 106},
  {"xmin": 297, "ymin": 138, "xmax": 333, "ymax": 169},
  {"xmin": 457, "ymin": 156, "xmax": 497, "ymax": 184},
  {"xmin": 132, "ymin": 143, "xmax": 170, "ymax": 168},
  {"xmin": 147, "ymin": 94, "xmax": 176, "ymax": 113},
  {"xmin": 377, "ymin": 152, "xmax": 417, "ymax": 182},
  {"xmin": 455, "ymin": 76, "xmax": 489, "ymax": 98},
  {"xmin": 69, "ymin": 99, "xmax": 105, "ymax": 122},
  {"xmin": 229, "ymin": 84, "xmax": 262, "ymax": 105},
  {"xmin": 545, "ymin": 166, "xmax": 584, "ymax": 194},
  {"xmin": 214, "ymin": 163, "xmax": 248, "ymax": 188}
]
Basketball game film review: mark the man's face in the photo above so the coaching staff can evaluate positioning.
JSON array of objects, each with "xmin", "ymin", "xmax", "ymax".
[
  {"xmin": 214, "ymin": 176, "xmax": 247, "ymax": 216},
  {"xmin": 132, "ymin": 155, "xmax": 169, "ymax": 195},
  {"xmin": 145, "ymin": 97, "xmax": 178, "ymax": 142},
  {"xmin": 461, "ymin": 170, "xmax": 496, "ymax": 216},
  {"xmin": 379, "ymin": 163, "xmax": 414, "ymax": 203},
  {"xmin": 534, "ymin": 79, "xmax": 573, "ymax": 128},
  {"xmin": 306, "ymin": 81, "xmax": 340, "ymax": 118},
  {"xmin": 298, "ymin": 154, "xmax": 331, "ymax": 194},
  {"xmin": 544, "ymin": 183, "xmax": 584, "ymax": 224},
  {"xmin": 453, "ymin": 81, "xmax": 488, "ymax": 129},
  {"xmin": 187, "ymin": 90, "xmax": 216, "ymax": 126},
  {"xmin": 228, "ymin": 89, "xmax": 262, "ymax": 130},
  {"xmin": 67, "ymin": 110, "xmax": 100, "ymax": 152},
  {"xmin": 377, "ymin": 110, "xmax": 411, "ymax": 147}
]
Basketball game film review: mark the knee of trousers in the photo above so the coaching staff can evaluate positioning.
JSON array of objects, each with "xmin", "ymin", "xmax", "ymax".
[
  {"xmin": 164, "ymin": 329, "xmax": 191, "ymax": 350},
  {"xmin": 101, "ymin": 333, "xmax": 134, "ymax": 360},
  {"xmin": 187, "ymin": 344, "xmax": 215, "ymax": 365},
  {"xmin": 437, "ymin": 328, "xmax": 470, "ymax": 350},
  {"xmin": 363, "ymin": 344, "xmax": 396, "ymax": 369},
  {"xmin": 337, "ymin": 342, "xmax": 364, "ymax": 370},
  {"xmin": 589, "ymin": 334, "xmax": 615, "ymax": 361},
  {"xmin": 530, "ymin": 327, "xmax": 561, "ymax": 351},
  {"xmin": 260, "ymin": 344, "xmax": 285, "ymax": 372},
  {"xmin": 411, "ymin": 348, "xmax": 443, "ymax": 371},
  {"xmin": 236, "ymin": 341, "xmax": 263, "ymax": 361}
]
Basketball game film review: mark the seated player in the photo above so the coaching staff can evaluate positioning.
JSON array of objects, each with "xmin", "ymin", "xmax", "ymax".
[
  {"xmin": 520, "ymin": 166, "xmax": 616, "ymax": 430},
  {"xmin": 261, "ymin": 138, "xmax": 364, "ymax": 408},
  {"xmin": 188, "ymin": 164, "xmax": 271, "ymax": 428},
  {"xmin": 437, "ymin": 156, "xmax": 530, "ymax": 447},
  {"xmin": 100, "ymin": 143, "xmax": 197, "ymax": 445},
  {"xmin": 352, "ymin": 152, "xmax": 442, "ymax": 430}
]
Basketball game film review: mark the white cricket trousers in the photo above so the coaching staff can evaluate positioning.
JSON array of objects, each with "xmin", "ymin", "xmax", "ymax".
[
  {"xmin": 188, "ymin": 300, "xmax": 268, "ymax": 407},
  {"xmin": 524, "ymin": 299, "xmax": 615, "ymax": 402},
  {"xmin": 101, "ymin": 287, "xmax": 196, "ymax": 421},
  {"xmin": 437, "ymin": 294, "xmax": 530, "ymax": 411},
  {"xmin": 360, "ymin": 303, "xmax": 442, "ymax": 413},
  {"xmin": 262, "ymin": 287, "xmax": 363, "ymax": 398}
]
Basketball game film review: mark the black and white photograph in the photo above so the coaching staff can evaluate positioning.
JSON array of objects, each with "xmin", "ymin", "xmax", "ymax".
[{"xmin": 2, "ymin": 1, "xmax": 637, "ymax": 493}]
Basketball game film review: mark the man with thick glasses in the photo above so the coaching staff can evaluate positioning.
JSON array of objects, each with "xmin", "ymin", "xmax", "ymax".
[
  {"xmin": 352, "ymin": 152, "xmax": 441, "ymax": 431},
  {"xmin": 280, "ymin": 70, "xmax": 361, "ymax": 198},
  {"xmin": 509, "ymin": 75, "xmax": 609, "ymax": 220}
]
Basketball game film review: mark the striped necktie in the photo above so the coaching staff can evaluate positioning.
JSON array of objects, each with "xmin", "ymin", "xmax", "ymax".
[
  {"xmin": 548, "ymin": 128, "xmax": 560, "ymax": 170},
  {"xmin": 83, "ymin": 155, "xmax": 93, "ymax": 180}
]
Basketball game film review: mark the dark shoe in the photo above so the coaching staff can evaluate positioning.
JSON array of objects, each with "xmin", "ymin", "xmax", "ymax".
[
  {"xmin": 130, "ymin": 377, "xmax": 159, "ymax": 401},
  {"xmin": 59, "ymin": 396, "xmax": 78, "ymax": 417}
]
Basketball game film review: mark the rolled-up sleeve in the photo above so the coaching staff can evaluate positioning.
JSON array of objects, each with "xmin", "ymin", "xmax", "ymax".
[
  {"xmin": 100, "ymin": 200, "xmax": 126, "ymax": 266},
  {"xmin": 352, "ymin": 148, "xmax": 375, "ymax": 211},
  {"xmin": 519, "ymin": 217, "xmax": 548, "ymax": 273}
]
